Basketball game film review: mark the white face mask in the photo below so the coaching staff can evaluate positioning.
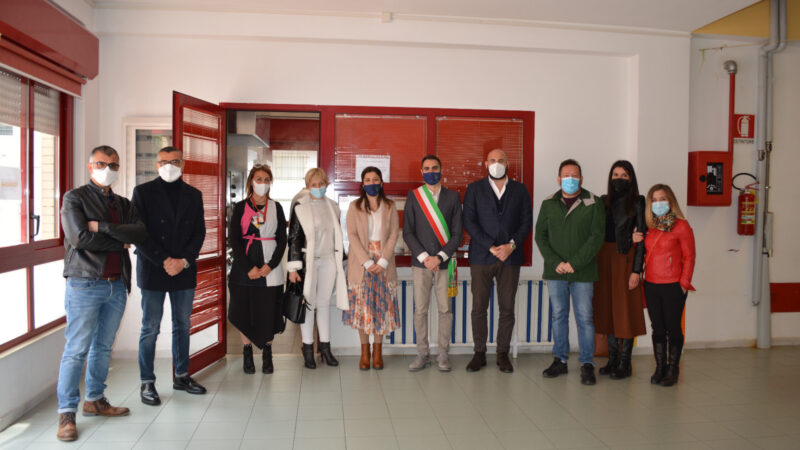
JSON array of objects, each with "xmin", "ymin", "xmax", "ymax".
[
  {"xmin": 253, "ymin": 182, "xmax": 270, "ymax": 197},
  {"xmin": 158, "ymin": 164, "xmax": 182, "ymax": 183},
  {"xmin": 488, "ymin": 162, "xmax": 507, "ymax": 179},
  {"xmin": 91, "ymin": 166, "xmax": 118, "ymax": 187}
]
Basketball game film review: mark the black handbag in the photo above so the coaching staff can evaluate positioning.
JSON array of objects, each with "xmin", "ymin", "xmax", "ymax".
[{"xmin": 281, "ymin": 282, "xmax": 309, "ymax": 324}]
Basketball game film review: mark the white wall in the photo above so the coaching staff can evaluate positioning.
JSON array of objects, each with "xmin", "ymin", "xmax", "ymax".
[{"xmin": 688, "ymin": 37, "xmax": 800, "ymax": 345}]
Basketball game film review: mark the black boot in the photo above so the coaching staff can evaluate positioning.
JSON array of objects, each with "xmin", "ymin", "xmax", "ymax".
[
  {"xmin": 611, "ymin": 338, "xmax": 633, "ymax": 379},
  {"xmin": 262, "ymin": 344, "xmax": 274, "ymax": 374},
  {"xmin": 302, "ymin": 343, "xmax": 316, "ymax": 369},
  {"xmin": 650, "ymin": 338, "xmax": 668, "ymax": 384},
  {"xmin": 660, "ymin": 340, "xmax": 683, "ymax": 386},
  {"xmin": 319, "ymin": 342, "xmax": 339, "ymax": 366},
  {"xmin": 599, "ymin": 334, "xmax": 619, "ymax": 376},
  {"xmin": 243, "ymin": 344, "xmax": 255, "ymax": 374}
]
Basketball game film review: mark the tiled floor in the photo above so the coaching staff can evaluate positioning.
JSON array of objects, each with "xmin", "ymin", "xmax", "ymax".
[{"xmin": 2, "ymin": 346, "xmax": 800, "ymax": 449}]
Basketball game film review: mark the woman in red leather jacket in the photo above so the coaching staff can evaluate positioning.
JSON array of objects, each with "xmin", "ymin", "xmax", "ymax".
[{"xmin": 633, "ymin": 184, "xmax": 695, "ymax": 386}]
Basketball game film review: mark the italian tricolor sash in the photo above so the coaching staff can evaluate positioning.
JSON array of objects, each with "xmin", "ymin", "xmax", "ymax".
[{"xmin": 412, "ymin": 185, "xmax": 458, "ymax": 297}]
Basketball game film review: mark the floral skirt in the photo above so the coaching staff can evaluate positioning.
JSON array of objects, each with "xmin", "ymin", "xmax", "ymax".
[{"xmin": 342, "ymin": 241, "xmax": 400, "ymax": 335}]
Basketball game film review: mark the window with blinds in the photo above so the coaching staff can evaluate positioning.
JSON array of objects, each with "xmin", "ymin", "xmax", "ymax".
[{"xmin": 0, "ymin": 66, "xmax": 71, "ymax": 353}]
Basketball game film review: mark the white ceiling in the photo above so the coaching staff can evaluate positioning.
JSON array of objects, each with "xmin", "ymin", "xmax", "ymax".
[{"xmin": 90, "ymin": 0, "xmax": 759, "ymax": 33}]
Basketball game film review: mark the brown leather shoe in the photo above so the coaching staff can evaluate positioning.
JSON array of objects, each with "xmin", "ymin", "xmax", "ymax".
[
  {"xmin": 82, "ymin": 397, "xmax": 130, "ymax": 417},
  {"xmin": 359, "ymin": 343, "xmax": 371, "ymax": 370},
  {"xmin": 497, "ymin": 351, "xmax": 514, "ymax": 373},
  {"xmin": 56, "ymin": 412, "xmax": 77, "ymax": 441},
  {"xmin": 466, "ymin": 351, "xmax": 487, "ymax": 372},
  {"xmin": 372, "ymin": 343, "xmax": 384, "ymax": 370}
]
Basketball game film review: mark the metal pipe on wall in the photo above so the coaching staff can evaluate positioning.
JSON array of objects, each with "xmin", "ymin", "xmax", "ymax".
[{"xmin": 753, "ymin": 0, "xmax": 787, "ymax": 349}]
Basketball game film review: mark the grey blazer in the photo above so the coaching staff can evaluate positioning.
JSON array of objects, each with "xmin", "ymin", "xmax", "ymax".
[{"xmin": 403, "ymin": 186, "xmax": 463, "ymax": 269}]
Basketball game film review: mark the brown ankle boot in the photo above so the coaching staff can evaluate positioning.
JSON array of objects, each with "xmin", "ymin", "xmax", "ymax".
[
  {"xmin": 372, "ymin": 343, "xmax": 384, "ymax": 370},
  {"xmin": 82, "ymin": 397, "xmax": 130, "ymax": 417},
  {"xmin": 359, "ymin": 343, "xmax": 371, "ymax": 370},
  {"xmin": 56, "ymin": 412, "xmax": 77, "ymax": 441}
]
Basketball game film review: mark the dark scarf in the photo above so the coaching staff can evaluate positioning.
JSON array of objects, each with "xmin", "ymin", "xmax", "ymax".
[{"xmin": 654, "ymin": 212, "xmax": 677, "ymax": 232}]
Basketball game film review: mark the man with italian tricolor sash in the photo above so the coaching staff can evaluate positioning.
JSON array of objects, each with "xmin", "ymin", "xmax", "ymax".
[{"xmin": 403, "ymin": 155, "xmax": 463, "ymax": 372}]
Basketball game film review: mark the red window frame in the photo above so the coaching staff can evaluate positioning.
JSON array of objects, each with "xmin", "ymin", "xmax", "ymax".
[
  {"xmin": 0, "ymin": 72, "xmax": 73, "ymax": 354},
  {"xmin": 222, "ymin": 102, "xmax": 535, "ymax": 266}
]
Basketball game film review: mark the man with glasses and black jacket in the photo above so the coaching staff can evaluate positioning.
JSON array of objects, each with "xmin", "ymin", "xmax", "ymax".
[{"xmin": 56, "ymin": 145, "xmax": 147, "ymax": 441}]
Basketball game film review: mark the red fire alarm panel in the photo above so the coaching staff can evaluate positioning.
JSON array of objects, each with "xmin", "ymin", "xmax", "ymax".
[{"xmin": 687, "ymin": 151, "xmax": 732, "ymax": 206}]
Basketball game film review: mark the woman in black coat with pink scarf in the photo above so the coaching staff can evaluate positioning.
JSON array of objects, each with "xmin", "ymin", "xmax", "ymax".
[{"xmin": 228, "ymin": 165, "xmax": 286, "ymax": 374}]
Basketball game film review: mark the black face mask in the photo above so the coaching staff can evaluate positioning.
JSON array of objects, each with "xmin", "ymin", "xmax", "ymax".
[{"xmin": 611, "ymin": 178, "xmax": 631, "ymax": 193}]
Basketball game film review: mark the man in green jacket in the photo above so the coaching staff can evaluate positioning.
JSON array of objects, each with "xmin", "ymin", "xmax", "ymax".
[{"xmin": 535, "ymin": 159, "xmax": 605, "ymax": 385}]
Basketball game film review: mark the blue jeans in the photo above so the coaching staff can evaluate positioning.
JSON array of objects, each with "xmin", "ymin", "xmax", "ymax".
[
  {"xmin": 57, "ymin": 278, "xmax": 127, "ymax": 413},
  {"xmin": 548, "ymin": 280, "xmax": 595, "ymax": 365},
  {"xmin": 138, "ymin": 288, "xmax": 194, "ymax": 382}
]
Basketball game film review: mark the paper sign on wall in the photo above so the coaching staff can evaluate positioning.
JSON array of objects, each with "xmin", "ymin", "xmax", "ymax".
[{"xmin": 355, "ymin": 155, "xmax": 390, "ymax": 182}]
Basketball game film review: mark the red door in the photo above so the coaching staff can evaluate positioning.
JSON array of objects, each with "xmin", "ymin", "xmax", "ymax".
[{"xmin": 173, "ymin": 92, "xmax": 227, "ymax": 374}]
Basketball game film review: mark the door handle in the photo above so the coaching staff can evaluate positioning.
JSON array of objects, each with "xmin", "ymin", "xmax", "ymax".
[{"xmin": 31, "ymin": 214, "xmax": 40, "ymax": 237}]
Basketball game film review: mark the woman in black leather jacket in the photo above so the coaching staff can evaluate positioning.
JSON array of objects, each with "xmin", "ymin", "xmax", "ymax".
[{"xmin": 593, "ymin": 160, "xmax": 647, "ymax": 379}]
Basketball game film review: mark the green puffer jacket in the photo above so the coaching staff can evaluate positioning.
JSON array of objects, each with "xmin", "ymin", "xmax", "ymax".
[{"xmin": 535, "ymin": 189, "xmax": 605, "ymax": 282}]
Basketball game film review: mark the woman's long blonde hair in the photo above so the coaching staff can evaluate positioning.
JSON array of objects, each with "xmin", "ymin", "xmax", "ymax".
[{"xmin": 645, "ymin": 184, "xmax": 685, "ymax": 229}]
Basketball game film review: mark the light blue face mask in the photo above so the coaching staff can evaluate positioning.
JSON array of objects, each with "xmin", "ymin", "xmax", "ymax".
[
  {"xmin": 561, "ymin": 177, "xmax": 580, "ymax": 195},
  {"xmin": 651, "ymin": 201, "xmax": 670, "ymax": 217},
  {"xmin": 310, "ymin": 186, "xmax": 327, "ymax": 199}
]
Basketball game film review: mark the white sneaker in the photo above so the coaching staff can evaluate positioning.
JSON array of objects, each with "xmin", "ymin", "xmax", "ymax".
[
  {"xmin": 437, "ymin": 353, "xmax": 452, "ymax": 372},
  {"xmin": 408, "ymin": 354, "xmax": 431, "ymax": 372}
]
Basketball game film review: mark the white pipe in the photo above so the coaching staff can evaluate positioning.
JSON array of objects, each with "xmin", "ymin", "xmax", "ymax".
[{"xmin": 754, "ymin": 0, "xmax": 787, "ymax": 349}]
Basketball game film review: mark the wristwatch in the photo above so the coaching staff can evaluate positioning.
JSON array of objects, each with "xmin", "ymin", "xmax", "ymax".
[
  {"xmin": 509, "ymin": 242, "xmax": 517, "ymax": 250},
  {"xmin": 436, "ymin": 255, "xmax": 444, "ymax": 262},
  {"xmin": 183, "ymin": 259, "xmax": 190, "ymax": 269}
]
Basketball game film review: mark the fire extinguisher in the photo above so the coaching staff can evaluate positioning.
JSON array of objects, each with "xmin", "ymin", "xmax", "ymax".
[{"xmin": 732, "ymin": 173, "xmax": 758, "ymax": 236}]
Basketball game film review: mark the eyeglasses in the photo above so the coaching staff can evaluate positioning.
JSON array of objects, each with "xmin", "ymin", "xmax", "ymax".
[
  {"xmin": 90, "ymin": 161, "xmax": 120, "ymax": 171},
  {"xmin": 157, "ymin": 159, "xmax": 183, "ymax": 166}
]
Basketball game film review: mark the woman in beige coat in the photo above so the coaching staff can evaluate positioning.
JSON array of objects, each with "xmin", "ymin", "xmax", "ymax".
[{"xmin": 343, "ymin": 166, "xmax": 401, "ymax": 370}]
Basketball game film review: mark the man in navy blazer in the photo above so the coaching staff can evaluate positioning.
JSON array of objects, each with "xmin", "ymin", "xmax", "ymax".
[
  {"xmin": 463, "ymin": 149, "xmax": 532, "ymax": 373},
  {"xmin": 132, "ymin": 146, "xmax": 207, "ymax": 406}
]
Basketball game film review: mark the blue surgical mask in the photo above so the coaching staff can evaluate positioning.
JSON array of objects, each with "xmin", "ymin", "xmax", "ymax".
[
  {"xmin": 309, "ymin": 186, "xmax": 326, "ymax": 199},
  {"xmin": 363, "ymin": 184, "xmax": 382, "ymax": 197},
  {"xmin": 561, "ymin": 177, "xmax": 580, "ymax": 195},
  {"xmin": 652, "ymin": 201, "xmax": 670, "ymax": 217},
  {"xmin": 422, "ymin": 172, "xmax": 441, "ymax": 186}
]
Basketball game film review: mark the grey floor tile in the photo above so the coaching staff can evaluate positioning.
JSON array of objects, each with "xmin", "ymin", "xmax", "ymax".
[
  {"xmin": 132, "ymin": 441, "xmax": 189, "ymax": 450},
  {"xmin": 446, "ymin": 433, "xmax": 504, "ymax": 450},
  {"xmin": 345, "ymin": 435, "xmax": 399, "ymax": 450},
  {"xmin": 293, "ymin": 419, "xmax": 344, "ymax": 439},
  {"xmin": 291, "ymin": 436, "xmax": 345, "ymax": 449},
  {"xmin": 396, "ymin": 434, "xmax": 452, "ymax": 450}
]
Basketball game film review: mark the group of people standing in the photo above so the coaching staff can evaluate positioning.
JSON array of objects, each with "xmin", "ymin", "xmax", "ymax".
[
  {"xmin": 54, "ymin": 143, "xmax": 695, "ymax": 442},
  {"xmin": 226, "ymin": 147, "xmax": 695, "ymax": 390},
  {"xmin": 536, "ymin": 159, "xmax": 695, "ymax": 386}
]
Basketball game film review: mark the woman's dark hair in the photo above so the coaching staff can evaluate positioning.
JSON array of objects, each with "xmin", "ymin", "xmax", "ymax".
[
  {"xmin": 354, "ymin": 166, "xmax": 392, "ymax": 212},
  {"xmin": 604, "ymin": 160, "xmax": 639, "ymax": 215}
]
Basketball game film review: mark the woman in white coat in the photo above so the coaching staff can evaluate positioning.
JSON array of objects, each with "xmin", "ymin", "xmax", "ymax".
[{"xmin": 287, "ymin": 168, "xmax": 348, "ymax": 369}]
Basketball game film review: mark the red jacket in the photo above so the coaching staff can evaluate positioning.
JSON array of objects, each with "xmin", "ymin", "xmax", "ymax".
[{"xmin": 644, "ymin": 219, "xmax": 696, "ymax": 291}]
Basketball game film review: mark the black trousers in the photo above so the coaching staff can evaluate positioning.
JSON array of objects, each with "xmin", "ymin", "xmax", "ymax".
[
  {"xmin": 644, "ymin": 281, "xmax": 687, "ymax": 344},
  {"xmin": 470, "ymin": 262, "xmax": 520, "ymax": 353}
]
